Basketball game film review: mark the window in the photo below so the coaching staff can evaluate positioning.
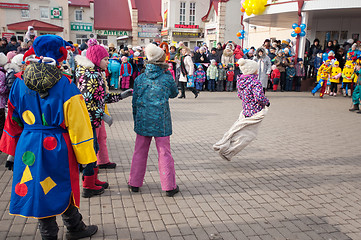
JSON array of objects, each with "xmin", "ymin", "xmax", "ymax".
[
  {"xmin": 189, "ymin": 3, "xmax": 195, "ymax": 25},
  {"xmin": 40, "ymin": 7, "xmax": 49, "ymax": 19},
  {"xmin": 21, "ymin": 9, "xmax": 29, "ymax": 18},
  {"xmin": 75, "ymin": 10, "xmax": 83, "ymax": 21},
  {"xmin": 76, "ymin": 34, "xmax": 88, "ymax": 45},
  {"xmin": 96, "ymin": 35, "xmax": 108, "ymax": 46},
  {"xmin": 179, "ymin": 2, "xmax": 186, "ymax": 25}
]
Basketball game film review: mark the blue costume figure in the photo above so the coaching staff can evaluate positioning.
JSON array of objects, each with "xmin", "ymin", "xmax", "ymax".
[
  {"xmin": 0, "ymin": 35, "xmax": 98, "ymax": 239},
  {"xmin": 108, "ymin": 53, "xmax": 121, "ymax": 89},
  {"xmin": 312, "ymin": 60, "xmax": 332, "ymax": 97}
]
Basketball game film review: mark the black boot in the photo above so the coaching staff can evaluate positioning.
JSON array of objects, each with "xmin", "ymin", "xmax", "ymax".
[
  {"xmin": 128, "ymin": 185, "xmax": 139, "ymax": 192},
  {"xmin": 63, "ymin": 205, "xmax": 98, "ymax": 240},
  {"xmin": 166, "ymin": 185, "xmax": 179, "ymax": 197},
  {"xmin": 349, "ymin": 104, "xmax": 359, "ymax": 112},
  {"xmin": 65, "ymin": 224, "xmax": 98, "ymax": 240}
]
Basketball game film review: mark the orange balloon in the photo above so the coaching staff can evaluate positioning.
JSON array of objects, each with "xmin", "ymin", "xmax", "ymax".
[
  {"xmin": 236, "ymin": 32, "xmax": 242, "ymax": 37},
  {"xmin": 241, "ymin": 7, "xmax": 245, "ymax": 12},
  {"xmin": 294, "ymin": 27, "xmax": 301, "ymax": 34}
]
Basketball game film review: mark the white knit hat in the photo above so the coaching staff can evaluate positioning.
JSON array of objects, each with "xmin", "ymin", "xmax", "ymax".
[
  {"xmin": 0, "ymin": 53, "xmax": 7, "ymax": 67},
  {"xmin": 145, "ymin": 44, "xmax": 165, "ymax": 62},
  {"xmin": 12, "ymin": 54, "xmax": 24, "ymax": 66},
  {"xmin": 238, "ymin": 58, "xmax": 258, "ymax": 75}
]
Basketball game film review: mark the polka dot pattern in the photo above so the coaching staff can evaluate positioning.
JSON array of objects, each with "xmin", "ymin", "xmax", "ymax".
[
  {"xmin": 22, "ymin": 151, "xmax": 35, "ymax": 166},
  {"xmin": 43, "ymin": 137, "xmax": 57, "ymax": 151},
  {"xmin": 22, "ymin": 110, "xmax": 35, "ymax": 125},
  {"xmin": 15, "ymin": 182, "xmax": 28, "ymax": 197}
]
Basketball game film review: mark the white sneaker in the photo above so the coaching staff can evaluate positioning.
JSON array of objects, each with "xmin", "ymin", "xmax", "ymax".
[
  {"xmin": 343, "ymin": 89, "xmax": 346, "ymax": 97},
  {"xmin": 348, "ymin": 89, "xmax": 351, "ymax": 97},
  {"xmin": 334, "ymin": 92, "xmax": 337, "ymax": 96},
  {"xmin": 329, "ymin": 92, "xmax": 333, "ymax": 96}
]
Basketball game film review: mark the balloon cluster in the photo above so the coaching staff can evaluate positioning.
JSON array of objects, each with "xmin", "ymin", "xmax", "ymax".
[
  {"xmin": 241, "ymin": 0, "xmax": 267, "ymax": 16},
  {"xmin": 291, "ymin": 23, "xmax": 306, "ymax": 37},
  {"xmin": 236, "ymin": 30, "xmax": 246, "ymax": 40}
]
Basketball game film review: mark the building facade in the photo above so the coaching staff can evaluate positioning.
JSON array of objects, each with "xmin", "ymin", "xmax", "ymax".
[
  {"xmin": 161, "ymin": 0, "xmax": 209, "ymax": 48},
  {"xmin": 68, "ymin": 0, "xmax": 94, "ymax": 45},
  {"xmin": 202, "ymin": 0, "xmax": 242, "ymax": 48},
  {"xmin": 0, "ymin": 0, "xmax": 69, "ymax": 41}
]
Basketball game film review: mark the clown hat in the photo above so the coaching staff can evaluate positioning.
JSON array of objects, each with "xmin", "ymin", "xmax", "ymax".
[{"xmin": 23, "ymin": 35, "xmax": 73, "ymax": 64}]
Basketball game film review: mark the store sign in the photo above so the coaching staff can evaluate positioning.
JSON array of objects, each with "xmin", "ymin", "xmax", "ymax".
[
  {"xmin": 71, "ymin": 22, "xmax": 92, "ymax": 32},
  {"xmin": 172, "ymin": 32, "xmax": 200, "ymax": 38},
  {"xmin": 95, "ymin": 30, "xmax": 129, "ymax": 36},
  {"xmin": 2, "ymin": 32, "xmax": 13, "ymax": 42},
  {"xmin": 0, "ymin": 3, "xmax": 28, "ymax": 9},
  {"xmin": 174, "ymin": 24, "xmax": 199, "ymax": 29},
  {"xmin": 207, "ymin": 28, "xmax": 217, "ymax": 35},
  {"xmin": 161, "ymin": 30, "xmax": 168, "ymax": 36},
  {"xmin": 51, "ymin": 7, "xmax": 62, "ymax": 19},
  {"xmin": 138, "ymin": 24, "xmax": 161, "ymax": 38}
]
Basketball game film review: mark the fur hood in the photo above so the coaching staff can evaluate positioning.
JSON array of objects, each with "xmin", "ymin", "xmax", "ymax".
[
  {"xmin": 4, "ymin": 63, "xmax": 20, "ymax": 73},
  {"xmin": 255, "ymin": 48, "xmax": 266, "ymax": 59},
  {"xmin": 223, "ymin": 48, "xmax": 234, "ymax": 57},
  {"xmin": 75, "ymin": 55, "xmax": 94, "ymax": 69}
]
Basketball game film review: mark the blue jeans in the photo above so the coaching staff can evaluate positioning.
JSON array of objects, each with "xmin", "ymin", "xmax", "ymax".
[
  {"xmin": 195, "ymin": 82, "xmax": 203, "ymax": 91},
  {"xmin": 83, "ymin": 128, "xmax": 99, "ymax": 176}
]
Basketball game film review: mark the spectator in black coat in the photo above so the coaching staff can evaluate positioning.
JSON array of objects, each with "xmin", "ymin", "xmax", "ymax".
[{"xmin": 6, "ymin": 36, "xmax": 19, "ymax": 52}]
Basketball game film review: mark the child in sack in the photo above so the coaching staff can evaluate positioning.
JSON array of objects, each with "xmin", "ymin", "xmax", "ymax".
[{"xmin": 213, "ymin": 58, "xmax": 269, "ymax": 161}]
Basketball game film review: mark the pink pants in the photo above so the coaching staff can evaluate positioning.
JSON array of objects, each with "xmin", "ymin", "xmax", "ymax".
[
  {"xmin": 96, "ymin": 122, "xmax": 110, "ymax": 165},
  {"xmin": 121, "ymin": 76, "xmax": 130, "ymax": 89},
  {"xmin": 128, "ymin": 134, "xmax": 176, "ymax": 191}
]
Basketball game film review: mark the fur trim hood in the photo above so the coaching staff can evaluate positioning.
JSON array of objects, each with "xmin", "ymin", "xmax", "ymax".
[
  {"xmin": 255, "ymin": 48, "xmax": 266, "ymax": 59},
  {"xmin": 75, "ymin": 55, "xmax": 95, "ymax": 69},
  {"xmin": 223, "ymin": 48, "xmax": 234, "ymax": 57}
]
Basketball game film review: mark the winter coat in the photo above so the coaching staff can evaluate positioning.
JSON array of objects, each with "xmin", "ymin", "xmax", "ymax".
[
  {"xmin": 133, "ymin": 64, "xmax": 179, "ymax": 137},
  {"xmin": 286, "ymin": 67, "xmax": 296, "ymax": 80},
  {"xmin": 314, "ymin": 56, "xmax": 322, "ymax": 69},
  {"xmin": 274, "ymin": 56, "xmax": 288, "ymax": 72},
  {"xmin": 226, "ymin": 70, "xmax": 234, "ymax": 82},
  {"xmin": 4, "ymin": 62, "xmax": 20, "ymax": 93},
  {"xmin": 120, "ymin": 62, "xmax": 133, "ymax": 77},
  {"xmin": 194, "ymin": 69, "xmax": 206, "ymax": 83},
  {"xmin": 108, "ymin": 58, "xmax": 121, "ymax": 78},
  {"xmin": 6, "ymin": 43, "xmax": 19, "ymax": 52},
  {"xmin": 218, "ymin": 68, "xmax": 226, "ymax": 81},
  {"xmin": 207, "ymin": 65, "xmax": 218, "ymax": 80},
  {"xmin": 233, "ymin": 48, "xmax": 244, "ymax": 60},
  {"xmin": 295, "ymin": 63, "xmax": 305, "ymax": 77},
  {"xmin": 208, "ymin": 53, "xmax": 220, "ymax": 63},
  {"xmin": 75, "ymin": 55, "xmax": 124, "ymax": 128},
  {"xmin": 194, "ymin": 52, "xmax": 209, "ymax": 63},
  {"xmin": 254, "ymin": 48, "xmax": 272, "ymax": 88},
  {"xmin": 0, "ymin": 67, "xmax": 8, "ymax": 108},
  {"xmin": 179, "ymin": 55, "xmax": 194, "ymax": 83},
  {"xmin": 221, "ymin": 49, "xmax": 234, "ymax": 66},
  {"xmin": 271, "ymin": 68, "xmax": 280, "ymax": 79},
  {"xmin": 237, "ymin": 74, "xmax": 269, "ymax": 117},
  {"xmin": 330, "ymin": 66, "xmax": 342, "ymax": 83}
]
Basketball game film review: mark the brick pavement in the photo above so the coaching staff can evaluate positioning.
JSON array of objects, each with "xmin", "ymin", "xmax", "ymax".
[{"xmin": 0, "ymin": 91, "xmax": 361, "ymax": 240}]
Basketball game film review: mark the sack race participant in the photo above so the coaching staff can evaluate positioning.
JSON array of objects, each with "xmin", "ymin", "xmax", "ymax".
[
  {"xmin": 0, "ymin": 35, "xmax": 98, "ymax": 240},
  {"xmin": 213, "ymin": 58, "xmax": 270, "ymax": 161}
]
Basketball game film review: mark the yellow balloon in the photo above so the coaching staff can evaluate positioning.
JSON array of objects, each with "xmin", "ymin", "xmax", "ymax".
[{"xmin": 246, "ymin": 8, "xmax": 252, "ymax": 16}]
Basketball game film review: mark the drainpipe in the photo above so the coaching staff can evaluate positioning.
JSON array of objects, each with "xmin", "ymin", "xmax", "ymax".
[
  {"xmin": 295, "ymin": 0, "xmax": 304, "ymax": 64},
  {"xmin": 240, "ymin": 15, "xmax": 244, "ymax": 49}
]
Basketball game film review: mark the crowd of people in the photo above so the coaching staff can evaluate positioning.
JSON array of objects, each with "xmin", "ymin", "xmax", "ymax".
[{"xmin": 0, "ymin": 26, "xmax": 361, "ymax": 239}]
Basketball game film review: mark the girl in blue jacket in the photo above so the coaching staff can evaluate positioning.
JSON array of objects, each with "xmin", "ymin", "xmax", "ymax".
[{"xmin": 128, "ymin": 44, "xmax": 179, "ymax": 197}]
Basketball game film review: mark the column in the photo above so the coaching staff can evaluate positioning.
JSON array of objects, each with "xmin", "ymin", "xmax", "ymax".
[{"xmin": 298, "ymin": 11, "xmax": 308, "ymax": 59}]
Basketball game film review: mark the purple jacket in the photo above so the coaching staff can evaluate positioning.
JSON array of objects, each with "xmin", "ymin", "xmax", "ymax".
[
  {"xmin": 237, "ymin": 74, "xmax": 269, "ymax": 117},
  {"xmin": 0, "ymin": 67, "xmax": 8, "ymax": 109}
]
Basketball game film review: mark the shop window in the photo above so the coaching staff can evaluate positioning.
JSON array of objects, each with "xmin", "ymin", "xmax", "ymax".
[
  {"xmin": 76, "ymin": 34, "xmax": 88, "ymax": 45},
  {"xmin": 97, "ymin": 35, "xmax": 108, "ymax": 46},
  {"xmin": 189, "ymin": 3, "xmax": 196, "ymax": 25},
  {"xmin": 21, "ymin": 9, "xmax": 29, "ymax": 18},
  {"xmin": 180, "ymin": 2, "xmax": 186, "ymax": 25},
  {"xmin": 75, "ymin": 10, "xmax": 83, "ymax": 21},
  {"xmin": 40, "ymin": 7, "xmax": 49, "ymax": 19}
]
